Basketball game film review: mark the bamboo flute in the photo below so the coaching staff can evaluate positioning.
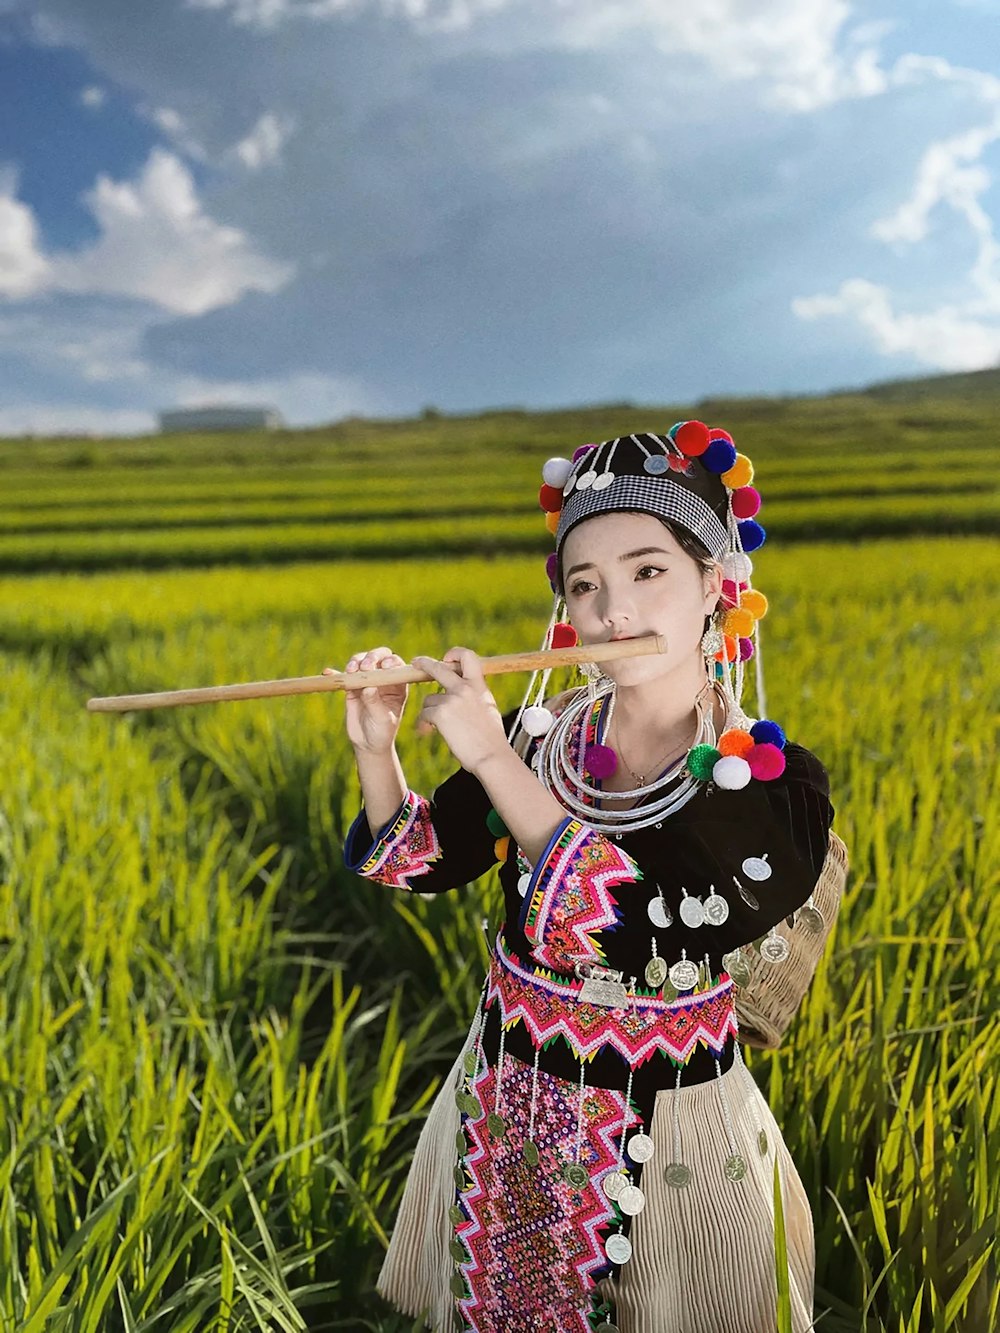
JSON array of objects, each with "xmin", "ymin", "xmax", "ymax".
[{"xmin": 85, "ymin": 634, "xmax": 666, "ymax": 713}]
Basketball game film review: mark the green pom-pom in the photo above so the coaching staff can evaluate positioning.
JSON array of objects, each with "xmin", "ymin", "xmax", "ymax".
[
  {"xmin": 485, "ymin": 807, "xmax": 508, "ymax": 837},
  {"xmin": 687, "ymin": 744, "xmax": 721, "ymax": 780}
]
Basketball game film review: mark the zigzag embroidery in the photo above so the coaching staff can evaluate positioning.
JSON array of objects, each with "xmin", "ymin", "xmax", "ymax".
[{"xmin": 358, "ymin": 789, "xmax": 441, "ymax": 890}]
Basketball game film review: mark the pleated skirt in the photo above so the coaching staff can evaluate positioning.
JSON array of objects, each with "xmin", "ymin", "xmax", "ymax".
[{"xmin": 376, "ymin": 1039, "xmax": 816, "ymax": 1333}]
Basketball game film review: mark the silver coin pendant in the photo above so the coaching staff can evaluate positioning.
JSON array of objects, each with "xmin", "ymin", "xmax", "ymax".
[
  {"xmin": 703, "ymin": 892, "xmax": 730, "ymax": 926},
  {"xmin": 618, "ymin": 1184, "xmax": 646, "ymax": 1216},
  {"xmin": 647, "ymin": 896, "xmax": 671, "ymax": 929},
  {"xmin": 605, "ymin": 1232, "xmax": 633, "ymax": 1265},
  {"xmin": 626, "ymin": 1132, "xmax": 655, "ymax": 1164},
  {"xmin": 668, "ymin": 959, "xmax": 699, "ymax": 991},
  {"xmin": 679, "ymin": 895, "xmax": 705, "ymax": 929},
  {"xmin": 760, "ymin": 933, "xmax": 790, "ymax": 964}
]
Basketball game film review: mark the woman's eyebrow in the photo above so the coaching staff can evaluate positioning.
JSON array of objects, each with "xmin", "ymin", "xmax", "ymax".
[{"xmin": 564, "ymin": 547, "xmax": 671, "ymax": 579}]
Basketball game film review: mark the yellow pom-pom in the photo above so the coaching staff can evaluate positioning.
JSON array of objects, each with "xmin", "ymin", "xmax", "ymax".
[
  {"xmin": 721, "ymin": 454, "xmax": 754, "ymax": 489},
  {"xmin": 494, "ymin": 835, "xmax": 510, "ymax": 862},
  {"xmin": 718, "ymin": 728, "xmax": 755, "ymax": 758},
  {"xmin": 544, "ymin": 510, "xmax": 560, "ymax": 535},
  {"xmin": 722, "ymin": 607, "xmax": 755, "ymax": 638},
  {"xmin": 740, "ymin": 590, "xmax": 768, "ymax": 619}
]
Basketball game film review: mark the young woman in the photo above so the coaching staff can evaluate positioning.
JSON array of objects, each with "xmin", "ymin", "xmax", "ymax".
[{"xmin": 336, "ymin": 425, "xmax": 849, "ymax": 1333}]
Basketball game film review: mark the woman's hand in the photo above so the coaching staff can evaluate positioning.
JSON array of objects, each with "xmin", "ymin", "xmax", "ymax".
[
  {"xmin": 411, "ymin": 647, "xmax": 508, "ymax": 774},
  {"xmin": 328, "ymin": 646, "xmax": 408, "ymax": 754}
]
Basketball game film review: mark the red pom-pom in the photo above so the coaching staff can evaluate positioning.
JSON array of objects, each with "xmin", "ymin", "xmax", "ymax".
[
  {"xmin": 539, "ymin": 483, "xmax": 563, "ymax": 513},
  {"xmin": 747, "ymin": 742, "xmax": 785, "ymax": 781},
  {"xmin": 674, "ymin": 420, "xmax": 710, "ymax": 456},
  {"xmin": 731, "ymin": 486, "xmax": 761, "ymax": 519},
  {"xmin": 721, "ymin": 577, "xmax": 748, "ymax": 606},
  {"xmin": 708, "ymin": 428, "xmax": 734, "ymax": 443},
  {"xmin": 550, "ymin": 621, "xmax": 578, "ymax": 648}
]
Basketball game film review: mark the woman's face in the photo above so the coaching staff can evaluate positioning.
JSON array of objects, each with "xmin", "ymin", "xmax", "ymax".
[{"xmin": 560, "ymin": 512, "xmax": 722, "ymax": 684}]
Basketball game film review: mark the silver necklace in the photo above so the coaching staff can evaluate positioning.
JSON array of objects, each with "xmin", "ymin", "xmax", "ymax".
[{"xmin": 535, "ymin": 682, "xmax": 724, "ymax": 833}]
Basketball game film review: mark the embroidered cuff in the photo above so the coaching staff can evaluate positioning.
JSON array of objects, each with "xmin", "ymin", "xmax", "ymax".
[
  {"xmin": 519, "ymin": 816, "xmax": 641, "ymax": 972},
  {"xmin": 343, "ymin": 790, "xmax": 441, "ymax": 890}
]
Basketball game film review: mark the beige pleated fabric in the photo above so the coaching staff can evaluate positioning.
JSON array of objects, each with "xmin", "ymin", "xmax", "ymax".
[{"xmin": 377, "ymin": 830, "xmax": 849, "ymax": 1333}]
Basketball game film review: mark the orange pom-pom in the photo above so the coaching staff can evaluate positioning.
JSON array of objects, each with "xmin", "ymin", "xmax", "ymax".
[
  {"xmin": 718, "ymin": 728, "xmax": 755, "ymax": 758},
  {"xmin": 722, "ymin": 607, "xmax": 755, "ymax": 638},
  {"xmin": 494, "ymin": 835, "xmax": 510, "ymax": 862},
  {"xmin": 740, "ymin": 590, "xmax": 768, "ymax": 618},
  {"xmin": 714, "ymin": 633, "xmax": 738, "ymax": 663},
  {"xmin": 539, "ymin": 483, "xmax": 563, "ymax": 513},
  {"xmin": 720, "ymin": 453, "xmax": 754, "ymax": 489},
  {"xmin": 544, "ymin": 510, "xmax": 560, "ymax": 534}
]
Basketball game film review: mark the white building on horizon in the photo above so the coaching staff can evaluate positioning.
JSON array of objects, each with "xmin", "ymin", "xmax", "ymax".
[{"xmin": 158, "ymin": 405, "xmax": 285, "ymax": 433}]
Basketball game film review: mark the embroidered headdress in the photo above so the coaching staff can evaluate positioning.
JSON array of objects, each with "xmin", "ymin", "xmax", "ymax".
[{"xmin": 508, "ymin": 420, "xmax": 787, "ymax": 797}]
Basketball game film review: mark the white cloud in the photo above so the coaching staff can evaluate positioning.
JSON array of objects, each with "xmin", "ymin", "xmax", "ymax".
[
  {"xmin": 0, "ymin": 404, "xmax": 154, "ymax": 437},
  {"xmin": 230, "ymin": 112, "xmax": 295, "ymax": 170},
  {"xmin": 793, "ymin": 278, "xmax": 1000, "ymax": 370},
  {"xmin": 80, "ymin": 83, "xmax": 106, "ymax": 109},
  {"xmin": 793, "ymin": 54, "xmax": 1000, "ymax": 373},
  {"xmin": 0, "ymin": 168, "xmax": 51, "ymax": 299},
  {"xmin": 0, "ymin": 149, "xmax": 294, "ymax": 316}
]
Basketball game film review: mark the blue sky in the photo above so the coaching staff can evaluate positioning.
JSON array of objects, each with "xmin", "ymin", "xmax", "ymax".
[{"xmin": 1, "ymin": 0, "xmax": 998, "ymax": 435}]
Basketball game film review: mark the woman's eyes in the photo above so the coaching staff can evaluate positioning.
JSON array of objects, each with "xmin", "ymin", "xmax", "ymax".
[{"xmin": 569, "ymin": 565, "xmax": 665, "ymax": 595}]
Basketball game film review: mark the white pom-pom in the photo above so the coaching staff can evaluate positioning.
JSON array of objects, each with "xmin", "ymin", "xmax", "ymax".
[
  {"xmin": 521, "ymin": 706, "xmax": 555, "ymax": 737},
  {"xmin": 712, "ymin": 755, "xmax": 751, "ymax": 789},
  {"xmin": 542, "ymin": 457, "xmax": 573, "ymax": 489},
  {"xmin": 722, "ymin": 553, "xmax": 753, "ymax": 583}
]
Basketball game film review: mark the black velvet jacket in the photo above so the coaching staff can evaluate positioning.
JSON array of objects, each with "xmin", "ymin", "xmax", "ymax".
[{"xmin": 345, "ymin": 703, "xmax": 834, "ymax": 1097}]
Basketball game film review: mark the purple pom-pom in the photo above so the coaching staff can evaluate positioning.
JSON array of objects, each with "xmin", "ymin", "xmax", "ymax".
[
  {"xmin": 545, "ymin": 552, "xmax": 559, "ymax": 582},
  {"xmin": 572, "ymin": 443, "xmax": 596, "ymax": 462},
  {"xmin": 584, "ymin": 743, "xmax": 618, "ymax": 779},
  {"xmin": 737, "ymin": 519, "xmax": 766, "ymax": 552},
  {"xmin": 701, "ymin": 440, "xmax": 738, "ymax": 473},
  {"xmin": 750, "ymin": 719, "xmax": 786, "ymax": 749},
  {"xmin": 738, "ymin": 636, "xmax": 755, "ymax": 661}
]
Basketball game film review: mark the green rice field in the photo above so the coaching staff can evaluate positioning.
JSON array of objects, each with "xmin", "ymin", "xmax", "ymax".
[{"xmin": 0, "ymin": 391, "xmax": 997, "ymax": 1331}]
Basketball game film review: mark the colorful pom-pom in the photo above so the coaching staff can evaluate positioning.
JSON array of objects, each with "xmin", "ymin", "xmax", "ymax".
[
  {"xmin": 550, "ymin": 621, "xmax": 578, "ymax": 648},
  {"xmin": 674, "ymin": 420, "xmax": 711, "ymax": 457},
  {"xmin": 494, "ymin": 835, "xmax": 510, "ymax": 861},
  {"xmin": 572, "ymin": 443, "xmax": 596, "ymax": 462},
  {"xmin": 722, "ymin": 552, "xmax": 753, "ymax": 582},
  {"xmin": 714, "ymin": 633, "xmax": 738, "ymax": 663},
  {"xmin": 740, "ymin": 590, "xmax": 768, "ymax": 619},
  {"xmin": 545, "ymin": 552, "xmax": 559, "ymax": 584},
  {"xmin": 750, "ymin": 719, "xmax": 786, "ymax": 749},
  {"xmin": 718, "ymin": 728, "xmax": 755, "ymax": 758},
  {"xmin": 585, "ymin": 743, "xmax": 618, "ymax": 779},
  {"xmin": 666, "ymin": 421, "xmax": 687, "ymax": 439},
  {"xmin": 486, "ymin": 808, "xmax": 508, "ymax": 837},
  {"xmin": 720, "ymin": 454, "xmax": 754, "ymax": 489},
  {"xmin": 544, "ymin": 510, "xmax": 560, "ymax": 535},
  {"xmin": 737, "ymin": 519, "xmax": 766, "ymax": 551},
  {"xmin": 713, "ymin": 755, "xmax": 752, "ymax": 789},
  {"xmin": 539, "ymin": 483, "xmax": 563, "ymax": 513},
  {"xmin": 747, "ymin": 743, "xmax": 786, "ymax": 781},
  {"xmin": 522, "ymin": 705, "xmax": 555, "ymax": 737},
  {"xmin": 715, "ymin": 661, "xmax": 725, "ymax": 677},
  {"xmin": 708, "ymin": 428, "xmax": 734, "ymax": 443},
  {"xmin": 722, "ymin": 607, "xmax": 755, "ymax": 638},
  {"xmin": 721, "ymin": 578, "xmax": 748, "ymax": 606},
  {"xmin": 731, "ymin": 486, "xmax": 761, "ymax": 519},
  {"xmin": 542, "ymin": 457, "xmax": 573, "ymax": 489},
  {"xmin": 701, "ymin": 439, "xmax": 738, "ymax": 473},
  {"xmin": 738, "ymin": 636, "xmax": 755, "ymax": 661},
  {"xmin": 687, "ymin": 743, "xmax": 721, "ymax": 780}
]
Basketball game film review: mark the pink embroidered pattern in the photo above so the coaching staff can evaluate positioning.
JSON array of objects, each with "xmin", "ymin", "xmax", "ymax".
[
  {"xmin": 356, "ymin": 789, "xmax": 441, "ymax": 890},
  {"xmin": 522, "ymin": 818, "xmax": 639, "ymax": 972},
  {"xmin": 489, "ymin": 934, "xmax": 737, "ymax": 1065},
  {"xmin": 454, "ymin": 1051, "xmax": 639, "ymax": 1332}
]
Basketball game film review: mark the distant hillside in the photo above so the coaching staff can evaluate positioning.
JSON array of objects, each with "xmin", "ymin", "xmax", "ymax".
[{"xmin": 849, "ymin": 364, "xmax": 1000, "ymax": 402}]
